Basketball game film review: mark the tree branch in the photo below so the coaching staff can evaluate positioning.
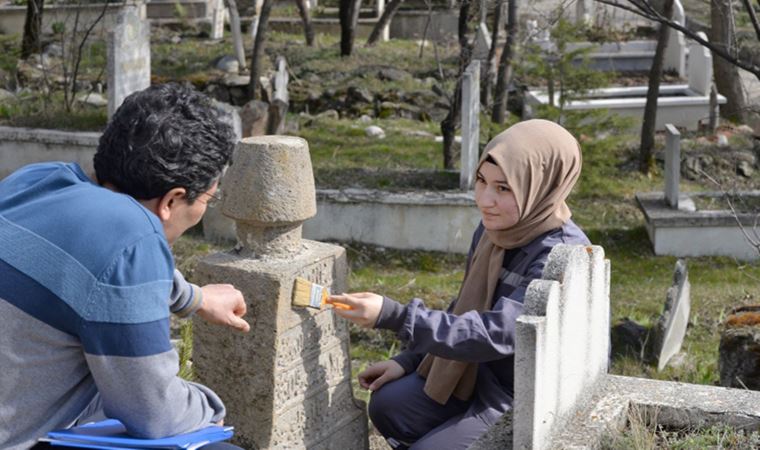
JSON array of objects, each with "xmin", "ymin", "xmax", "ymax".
[{"xmin": 596, "ymin": 0, "xmax": 760, "ymax": 78}]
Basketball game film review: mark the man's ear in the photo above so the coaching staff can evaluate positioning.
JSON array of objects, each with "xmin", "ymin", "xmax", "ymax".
[{"xmin": 156, "ymin": 187, "xmax": 187, "ymax": 222}]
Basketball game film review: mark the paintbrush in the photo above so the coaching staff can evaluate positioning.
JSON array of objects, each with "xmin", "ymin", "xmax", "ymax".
[{"xmin": 291, "ymin": 277, "xmax": 351, "ymax": 310}]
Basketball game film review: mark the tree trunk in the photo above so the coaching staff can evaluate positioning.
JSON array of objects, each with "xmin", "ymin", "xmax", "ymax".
[
  {"xmin": 340, "ymin": 0, "xmax": 362, "ymax": 56},
  {"xmin": 640, "ymin": 0, "xmax": 674, "ymax": 174},
  {"xmin": 294, "ymin": 0, "xmax": 315, "ymax": 46},
  {"xmin": 441, "ymin": 0, "xmax": 476, "ymax": 169},
  {"xmin": 21, "ymin": 0, "xmax": 45, "ymax": 59},
  {"xmin": 249, "ymin": 0, "xmax": 274, "ymax": 100},
  {"xmin": 711, "ymin": 0, "xmax": 746, "ymax": 122},
  {"xmin": 225, "ymin": 0, "xmax": 248, "ymax": 71},
  {"xmin": 367, "ymin": 0, "xmax": 403, "ymax": 46},
  {"xmin": 482, "ymin": 0, "xmax": 504, "ymax": 107},
  {"xmin": 491, "ymin": 0, "xmax": 515, "ymax": 124}
]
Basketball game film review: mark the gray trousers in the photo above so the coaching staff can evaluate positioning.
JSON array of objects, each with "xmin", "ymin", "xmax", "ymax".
[{"xmin": 368, "ymin": 373, "xmax": 492, "ymax": 450}]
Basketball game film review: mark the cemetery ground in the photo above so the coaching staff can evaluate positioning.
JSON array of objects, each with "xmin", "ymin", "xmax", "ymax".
[{"xmin": 3, "ymin": 24, "xmax": 760, "ymax": 447}]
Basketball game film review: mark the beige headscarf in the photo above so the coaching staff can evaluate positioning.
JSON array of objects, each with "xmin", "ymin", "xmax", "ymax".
[{"xmin": 416, "ymin": 119, "xmax": 582, "ymax": 405}]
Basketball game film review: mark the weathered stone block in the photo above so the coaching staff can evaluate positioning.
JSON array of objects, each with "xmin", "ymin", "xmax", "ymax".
[{"xmin": 192, "ymin": 240, "xmax": 368, "ymax": 449}]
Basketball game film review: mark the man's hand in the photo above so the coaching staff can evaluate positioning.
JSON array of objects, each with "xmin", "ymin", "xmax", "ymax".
[
  {"xmin": 358, "ymin": 360, "xmax": 405, "ymax": 391},
  {"xmin": 197, "ymin": 284, "xmax": 250, "ymax": 333},
  {"xmin": 326, "ymin": 292, "xmax": 383, "ymax": 328}
]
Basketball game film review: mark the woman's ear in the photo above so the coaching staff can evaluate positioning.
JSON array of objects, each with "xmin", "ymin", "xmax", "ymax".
[{"xmin": 156, "ymin": 187, "xmax": 187, "ymax": 222}]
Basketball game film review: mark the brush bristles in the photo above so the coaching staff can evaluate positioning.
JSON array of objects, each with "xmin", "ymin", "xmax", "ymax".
[{"xmin": 292, "ymin": 278, "xmax": 330, "ymax": 309}]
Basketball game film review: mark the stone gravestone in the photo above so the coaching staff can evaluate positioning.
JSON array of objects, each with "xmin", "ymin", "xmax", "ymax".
[
  {"xmin": 107, "ymin": 4, "xmax": 151, "ymax": 118},
  {"xmin": 268, "ymin": 56, "xmax": 290, "ymax": 135},
  {"xmin": 192, "ymin": 136, "xmax": 368, "ymax": 449},
  {"xmin": 688, "ymin": 32, "xmax": 712, "ymax": 96},
  {"xmin": 210, "ymin": 0, "xmax": 226, "ymax": 40},
  {"xmin": 649, "ymin": 259, "xmax": 690, "ymax": 371},
  {"xmin": 460, "ymin": 60, "xmax": 480, "ymax": 191},
  {"xmin": 512, "ymin": 245, "xmax": 610, "ymax": 449},
  {"xmin": 664, "ymin": 123, "xmax": 680, "ymax": 209}
]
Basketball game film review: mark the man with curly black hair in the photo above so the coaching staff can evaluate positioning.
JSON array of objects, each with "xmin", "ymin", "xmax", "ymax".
[{"xmin": 0, "ymin": 84, "xmax": 248, "ymax": 449}]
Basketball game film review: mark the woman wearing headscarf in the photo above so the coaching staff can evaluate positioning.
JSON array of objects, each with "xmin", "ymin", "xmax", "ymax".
[{"xmin": 328, "ymin": 119, "xmax": 590, "ymax": 450}]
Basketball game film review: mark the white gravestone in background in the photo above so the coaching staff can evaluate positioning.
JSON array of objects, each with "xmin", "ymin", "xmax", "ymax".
[
  {"xmin": 460, "ymin": 60, "xmax": 480, "ymax": 191},
  {"xmin": 663, "ymin": 0, "xmax": 686, "ymax": 77},
  {"xmin": 664, "ymin": 124, "xmax": 680, "ymax": 209},
  {"xmin": 688, "ymin": 32, "xmax": 712, "ymax": 96},
  {"xmin": 107, "ymin": 5, "xmax": 151, "ymax": 118},
  {"xmin": 211, "ymin": 0, "xmax": 227, "ymax": 40}
]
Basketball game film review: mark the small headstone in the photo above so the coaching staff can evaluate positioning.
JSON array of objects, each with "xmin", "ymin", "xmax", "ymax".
[
  {"xmin": 649, "ymin": 259, "xmax": 690, "ymax": 371},
  {"xmin": 460, "ymin": 60, "xmax": 480, "ymax": 191},
  {"xmin": 664, "ymin": 124, "xmax": 680, "ymax": 209},
  {"xmin": 358, "ymin": 114, "xmax": 372, "ymax": 123},
  {"xmin": 211, "ymin": 0, "xmax": 226, "ymax": 40},
  {"xmin": 365, "ymin": 125, "xmax": 385, "ymax": 139},
  {"xmin": 273, "ymin": 56, "xmax": 289, "ymax": 104},
  {"xmin": 688, "ymin": 32, "xmax": 712, "ymax": 96},
  {"xmin": 107, "ymin": 5, "xmax": 151, "ymax": 118},
  {"xmin": 719, "ymin": 306, "xmax": 760, "ymax": 390},
  {"xmin": 239, "ymin": 99, "xmax": 270, "ymax": 137},
  {"xmin": 717, "ymin": 134, "xmax": 729, "ymax": 147}
]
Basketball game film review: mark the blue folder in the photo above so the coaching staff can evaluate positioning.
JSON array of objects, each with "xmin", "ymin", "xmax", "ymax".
[{"xmin": 45, "ymin": 419, "xmax": 234, "ymax": 449}]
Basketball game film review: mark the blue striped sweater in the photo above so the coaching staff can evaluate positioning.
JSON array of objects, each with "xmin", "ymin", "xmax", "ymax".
[{"xmin": 0, "ymin": 162, "xmax": 224, "ymax": 449}]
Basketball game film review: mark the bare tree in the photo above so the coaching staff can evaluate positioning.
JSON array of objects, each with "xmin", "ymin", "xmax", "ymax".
[
  {"xmin": 225, "ymin": 0, "xmax": 248, "ymax": 71},
  {"xmin": 295, "ymin": 0, "xmax": 315, "ymax": 46},
  {"xmin": 491, "ymin": 0, "xmax": 516, "ymax": 124},
  {"xmin": 249, "ymin": 0, "xmax": 275, "ymax": 99},
  {"xmin": 711, "ymin": 0, "xmax": 746, "ymax": 122},
  {"xmin": 367, "ymin": 0, "xmax": 403, "ymax": 46},
  {"xmin": 441, "ymin": 0, "xmax": 478, "ymax": 169},
  {"xmin": 639, "ymin": 0, "xmax": 674, "ymax": 174},
  {"xmin": 340, "ymin": 0, "xmax": 363, "ymax": 55},
  {"xmin": 21, "ymin": 0, "xmax": 45, "ymax": 59},
  {"xmin": 482, "ymin": 0, "xmax": 505, "ymax": 107}
]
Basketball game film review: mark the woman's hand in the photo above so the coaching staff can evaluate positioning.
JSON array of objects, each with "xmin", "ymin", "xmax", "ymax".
[
  {"xmin": 358, "ymin": 360, "xmax": 405, "ymax": 391},
  {"xmin": 327, "ymin": 292, "xmax": 383, "ymax": 328}
]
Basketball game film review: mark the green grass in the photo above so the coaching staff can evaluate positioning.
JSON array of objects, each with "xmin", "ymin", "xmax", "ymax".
[
  {"xmin": 603, "ymin": 405, "xmax": 760, "ymax": 449},
  {"xmin": 299, "ymin": 116, "xmax": 444, "ymax": 170},
  {"xmin": 0, "ymin": 91, "xmax": 107, "ymax": 131},
  {"xmin": 0, "ymin": 34, "xmax": 20, "ymax": 74}
]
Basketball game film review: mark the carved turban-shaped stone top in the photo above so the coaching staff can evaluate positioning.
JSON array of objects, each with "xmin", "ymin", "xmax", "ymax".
[{"xmin": 221, "ymin": 136, "xmax": 317, "ymax": 257}]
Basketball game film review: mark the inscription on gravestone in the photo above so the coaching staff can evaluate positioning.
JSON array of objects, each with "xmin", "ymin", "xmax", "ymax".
[{"xmin": 107, "ymin": 5, "xmax": 151, "ymax": 118}]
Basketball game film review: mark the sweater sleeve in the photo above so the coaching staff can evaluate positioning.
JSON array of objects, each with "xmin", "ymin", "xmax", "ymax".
[
  {"xmin": 169, "ymin": 269, "xmax": 204, "ymax": 318},
  {"xmin": 374, "ymin": 251, "xmax": 548, "ymax": 363},
  {"xmin": 80, "ymin": 234, "xmax": 225, "ymax": 438}
]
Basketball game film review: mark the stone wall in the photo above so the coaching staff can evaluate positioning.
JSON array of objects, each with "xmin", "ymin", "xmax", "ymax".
[{"xmin": 0, "ymin": 126, "xmax": 98, "ymax": 179}]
